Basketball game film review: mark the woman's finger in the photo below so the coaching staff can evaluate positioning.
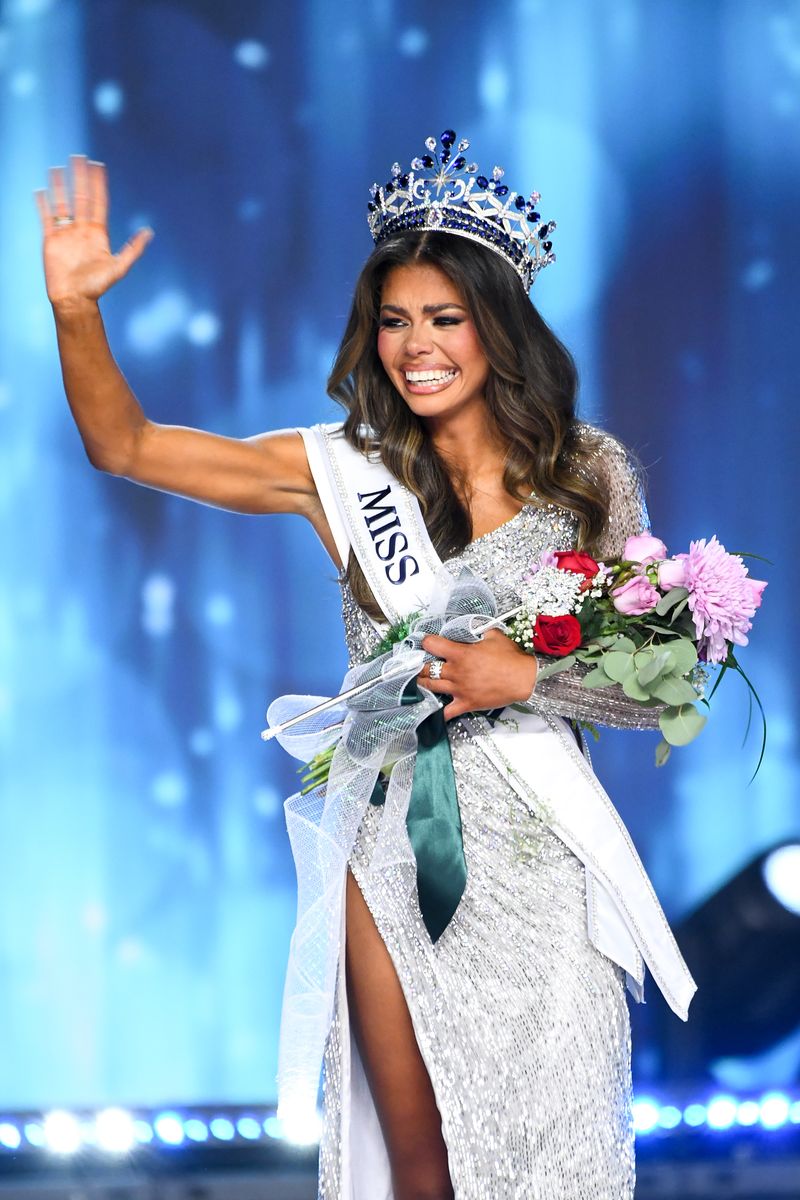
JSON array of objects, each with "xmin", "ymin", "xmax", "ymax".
[
  {"xmin": 34, "ymin": 188, "xmax": 53, "ymax": 233},
  {"xmin": 421, "ymin": 633, "xmax": 460, "ymax": 659},
  {"xmin": 418, "ymin": 675, "xmax": 456, "ymax": 695},
  {"xmin": 71, "ymin": 154, "xmax": 90, "ymax": 222},
  {"xmin": 49, "ymin": 165, "xmax": 70, "ymax": 219},
  {"xmin": 88, "ymin": 160, "xmax": 108, "ymax": 226},
  {"xmin": 112, "ymin": 227, "xmax": 154, "ymax": 278}
]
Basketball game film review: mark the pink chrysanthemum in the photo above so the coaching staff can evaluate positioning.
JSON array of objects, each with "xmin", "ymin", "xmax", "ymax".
[{"xmin": 680, "ymin": 536, "xmax": 766, "ymax": 664}]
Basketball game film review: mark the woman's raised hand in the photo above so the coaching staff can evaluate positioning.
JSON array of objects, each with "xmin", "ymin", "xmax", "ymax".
[{"xmin": 34, "ymin": 155, "xmax": 153, "ymax": 309}]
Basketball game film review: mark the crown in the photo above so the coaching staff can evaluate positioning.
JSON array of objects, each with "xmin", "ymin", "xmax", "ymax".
[{"xmin": 367, "ymin": 130, "xmax": 556, "ymax": 291}]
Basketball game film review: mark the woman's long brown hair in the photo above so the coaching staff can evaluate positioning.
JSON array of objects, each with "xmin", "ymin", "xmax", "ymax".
[{"xmin": 327, "ymin": 230, "xmax": 609, "ymax": 618}]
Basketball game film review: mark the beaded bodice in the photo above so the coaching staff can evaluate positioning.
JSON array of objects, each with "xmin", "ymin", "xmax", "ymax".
[
  {"xmin": 336, "ymin": 426, "xmax": 660, "ymax": 731},
  {"xmin": 339, "ymin": 500, "xmax": 577, "ymax": 666}
]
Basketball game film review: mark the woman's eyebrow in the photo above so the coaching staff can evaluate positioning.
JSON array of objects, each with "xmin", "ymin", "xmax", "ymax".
[{"xmin": 379, "ymin": 302, "xmax": 467, "ymax": 315}]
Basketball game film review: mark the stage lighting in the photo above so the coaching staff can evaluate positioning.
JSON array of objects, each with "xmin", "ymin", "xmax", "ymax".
[
  {"xmin": 43, "ymin": 1110, "xmax": 81, "ymax": 1154},
  {"xmin": 95, "ymin": 1107, "xmax": 135, "ymax": 1153},
  {"xmin": 763, "ymin": 844, "xmax": 800, "ymax": 915},
  {"xmin": 658, "ymin": 840, "xmax": 800, "ymax": 1074},
  {"xmin": 153, "ymin": 1112, "xmax": 184, "ymax": 1145},
  {"xmin": 209, "ymin": 1117, "xmax": 235, "ymax": 1141}
]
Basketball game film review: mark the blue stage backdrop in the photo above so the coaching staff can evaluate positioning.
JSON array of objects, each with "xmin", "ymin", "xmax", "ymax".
[{"xmin": 0, "ymin": 0, "xmax": 797, "ymax": 1108}]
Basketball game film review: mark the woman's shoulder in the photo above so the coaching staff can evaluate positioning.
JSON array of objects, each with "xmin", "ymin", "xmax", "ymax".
[{"xmin": 570, "ymin": 420, "xmax": 644, "ymax": 486}]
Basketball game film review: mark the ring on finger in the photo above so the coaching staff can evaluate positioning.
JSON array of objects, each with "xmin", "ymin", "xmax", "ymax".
[
  {"xmin": 428, "ymin": 659, "xmax": 444, "ymax": 680},
  {"xmin": 53, "ymin": 215, "xmax": 74, "ymax": 226}
]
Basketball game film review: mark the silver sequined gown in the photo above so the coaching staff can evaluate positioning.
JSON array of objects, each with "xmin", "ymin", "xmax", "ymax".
[{"xmin": 318, "ymin": 430, "xmax": 656, "ymax": 1199}]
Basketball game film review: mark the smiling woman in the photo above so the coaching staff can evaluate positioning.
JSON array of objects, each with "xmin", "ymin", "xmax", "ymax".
[
  {"xmin": 328, "ymin": 229, "xmax": 615, "ymax": 621},
  {"xmin": 37, "ymin": 137, "xmax": 695, "ymax": 1200},
  {"xmin": 377, "ymin": 267, "xmax": 489, "ymax": 418}
]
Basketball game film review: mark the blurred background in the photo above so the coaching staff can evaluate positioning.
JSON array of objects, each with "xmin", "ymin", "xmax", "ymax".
[{"xmin": 0, "ymin": 0, "xmax": 798, "ymax": 1195}]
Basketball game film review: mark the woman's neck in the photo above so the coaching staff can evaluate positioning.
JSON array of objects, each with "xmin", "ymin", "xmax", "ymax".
[{"xmin": 425, "ymin": 406, "xmax": 508, "ymax": 497}]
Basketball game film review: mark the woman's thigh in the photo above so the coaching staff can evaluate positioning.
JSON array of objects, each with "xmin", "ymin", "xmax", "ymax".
[{"xmin": 344, "ymin": 868, "xmax": 454, "ymax": 1200}]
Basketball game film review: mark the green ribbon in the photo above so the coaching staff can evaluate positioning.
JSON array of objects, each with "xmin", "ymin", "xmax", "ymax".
[{"xmin": 369, "ymin": 682, "xmax": 504, "ymax": 944}]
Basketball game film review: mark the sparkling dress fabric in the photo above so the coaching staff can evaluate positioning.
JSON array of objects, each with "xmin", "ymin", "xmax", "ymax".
[{"xmin": 317, "ymin": 430, "xmax": 647, "ymax": 1198}]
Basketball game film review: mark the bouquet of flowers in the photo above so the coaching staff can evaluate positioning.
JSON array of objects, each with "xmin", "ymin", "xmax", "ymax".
[{"xmin": 508, "ymin": 534, "xmax": 767, "ymax": 768}]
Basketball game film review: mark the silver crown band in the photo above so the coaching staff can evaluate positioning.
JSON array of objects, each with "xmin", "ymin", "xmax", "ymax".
[
  {"xmin": 428, "ymin": 659, "xmax": 444, "ymax": 680},
  {"xmin": 367, "ymin": 130, "xmax": 556, "ymax": 291}
]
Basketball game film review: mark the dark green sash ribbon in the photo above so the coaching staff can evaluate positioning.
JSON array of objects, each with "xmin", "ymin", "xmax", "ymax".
[{"xmin": 369, "ymin": 681, "xmax": 504, "ymax": 944}]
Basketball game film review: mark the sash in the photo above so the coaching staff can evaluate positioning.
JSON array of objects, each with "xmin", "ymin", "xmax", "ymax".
[{"xmin": 297, "ymin": 422, "xmax": 697, "ymax": 1022}]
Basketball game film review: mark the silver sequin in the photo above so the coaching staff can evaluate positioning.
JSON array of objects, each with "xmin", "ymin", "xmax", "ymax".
[{"xmin": 319, "ymin": 426, "xmax": 645, "ymax": 1197}]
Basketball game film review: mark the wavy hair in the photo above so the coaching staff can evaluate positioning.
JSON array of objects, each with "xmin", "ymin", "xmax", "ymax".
[{"xmin": 327, "ymin": 230, "xmax": 609, "ymax": 617}]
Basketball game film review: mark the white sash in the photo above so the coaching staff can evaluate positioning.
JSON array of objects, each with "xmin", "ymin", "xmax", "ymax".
[{"xmin": 298, "ymin": 422, "xmax": 696, "ymax": 1020}]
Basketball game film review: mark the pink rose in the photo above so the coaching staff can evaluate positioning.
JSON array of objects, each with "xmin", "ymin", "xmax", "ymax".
[
  {"xmin": 623, "ymin": 534, "xmax": 668, "ymax": 564},
  {"xmin": 611, "ymin": 575, "xmax": 661, "ymax": 616},
  {"xmin": 657, "ymin": 556, "xmax": 688, "ymax": 590}
]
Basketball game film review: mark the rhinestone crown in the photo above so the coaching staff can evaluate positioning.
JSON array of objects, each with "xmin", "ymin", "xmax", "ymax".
[{"xmin": 367, "ymin": 129, "xmax": 556, "ymax": 291}]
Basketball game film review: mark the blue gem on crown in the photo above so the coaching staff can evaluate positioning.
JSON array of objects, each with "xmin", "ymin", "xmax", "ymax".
[{"xmin": 367, "ymin": 129, "xmax": 556, "ymax": 291}]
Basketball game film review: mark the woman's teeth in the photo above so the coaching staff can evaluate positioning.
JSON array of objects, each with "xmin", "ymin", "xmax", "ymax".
[{"xmin": 404, "ymin": 369, "xmax": 457, "ymax": 385}]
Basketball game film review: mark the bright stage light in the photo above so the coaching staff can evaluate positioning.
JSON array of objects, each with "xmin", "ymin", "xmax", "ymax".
[
  {"xmin": 43, "ymin": 1111, "xmax": 81, "ymax": 1154},
  {"xmin": 208, "ymin": 1117, "xmax": 234, "ymax": 1141},
  {"xmin": 95, "ymin": 1108, "xmax": 135, "ymax": 1153},
  {"xmin": 184, "ymin": 1118, "xmax": 208, "ymax": 1142},
  {"xmin": 706, "ymin": 1095, "xmax": 738, "ymax": 1129},
  {"xmin": 760, "ymin": 1093, "xmax": 791, "ymax": 1128},
  {"xmin": 632, "ymin": 1099, "xmax": 660, "ymax": 1133},
  {"xmin": 236, "ymin": 1116, "xmax": 262, "ymax": 1140},
  {"xmin": 657, "ymin": 1106, "xmax": 682, "ymax": 1129},
  {"xmin": 666, "ymin": 841, "xmax": 800, "ymax": 1068},
  {"xmin": 763, "ymin": 845, "xmax": 800, "ymax": 915},
  {"xmin": 153, "ymin": 1113, "xmax": 184, "ymax": 1145},
  {"xmin": 683, "ymin": 1104, "xmax": 706, "ymax": 1127},
  {"xmin": 737, "ymin": 1100, "xmax": 760, "ymax": 1126},
  {"xmin": 0, "ymin": 1123, "xmax": 21, "ymax": 1150},
  {"xmin": 274, "ymin": 1100, "xmax": 323, "ymax": 1146},
  {"xmin": 133, "ymin": 1119, "xmax": 153, "ymax": 1144}
]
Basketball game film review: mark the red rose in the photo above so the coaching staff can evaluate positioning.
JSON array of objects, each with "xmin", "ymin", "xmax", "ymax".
[
  {"xmin": 532, "ymin": 614, "xmax": 583, "ymax": 657},
  {"xmin": 554, "ymin": 550, "xmax": 600, "ymax": 579}
]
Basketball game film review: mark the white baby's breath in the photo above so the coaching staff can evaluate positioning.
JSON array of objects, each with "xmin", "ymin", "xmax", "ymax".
[{"xmin": 519, "ymin": 566, "xmax": 584, "ymax": 617}]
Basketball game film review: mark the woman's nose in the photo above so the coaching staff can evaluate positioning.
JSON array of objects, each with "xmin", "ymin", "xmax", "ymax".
[{"xmin": 402, "ymin": 324, "xmax": 434, "ymax": 356}]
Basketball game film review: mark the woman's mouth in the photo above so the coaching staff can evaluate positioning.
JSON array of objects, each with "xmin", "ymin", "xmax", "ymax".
[{"xmin": 402, "ymin": 368, "xmax": 459, "ymax": 394}]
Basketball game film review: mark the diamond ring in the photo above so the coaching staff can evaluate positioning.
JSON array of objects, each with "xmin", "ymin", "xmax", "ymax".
[
  {"xmin": 429, "ymin": 659, "xmax": 444, "ymax": 680},
  {"xmin": 53, "ymin": 215, "xmax": 74, "ymax": 226}
]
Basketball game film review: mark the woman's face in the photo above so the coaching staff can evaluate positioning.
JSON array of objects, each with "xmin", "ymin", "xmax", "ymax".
[{"xmin": 376, "ymin": 262, "xmax": 491, "ymax": 424}]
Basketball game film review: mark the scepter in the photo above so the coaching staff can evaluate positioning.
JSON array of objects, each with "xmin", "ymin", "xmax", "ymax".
[{"xmin": 260, "ymin": 605, "xmax": 523, "ymax": 741}]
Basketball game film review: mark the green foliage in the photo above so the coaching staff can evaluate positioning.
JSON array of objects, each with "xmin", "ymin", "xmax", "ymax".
[
  {"xmin": 367, "ymin": 611, "xmax": 422, "ymax": 661},
  {"xmin": 659, "ymin": 703, "xmax": 708, "ymax": 746}
]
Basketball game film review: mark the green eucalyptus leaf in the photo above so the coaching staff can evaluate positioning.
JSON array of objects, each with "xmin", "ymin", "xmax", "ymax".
[
  {"xmin": 664, "ymin": 638, "xmax": 698, "ymax": 676},
  {"xmin": 622, "ymin": 673, "xmax": 651, "ymax": 701},
  {"xmin": 655, "ymin": 738, "xmax": 672, "ymax": 767},
  {"xmin": 638, "ymin": 650, "xmax": 674, "ymax": 686},
  {"xmin": 659, "ymin": 703, "xmax": 708, "ymax": 746},
  {"xmin": 602, "ymin": 650, "xmax": 635, "ymax": 683},
  {"xmin": 651, "ymin": 676, "xmax": 700, "ymax": 706},
  {"xmin": 581, "ymin": 666, "xmax": 616, "ymax": 689},
  {"xmin": 536, "ymin": 654, "xmax": 577, "ymax": 680},
  {"xmin": 656, "ymin": 587, "xmax": 690, "ymax": 616}
]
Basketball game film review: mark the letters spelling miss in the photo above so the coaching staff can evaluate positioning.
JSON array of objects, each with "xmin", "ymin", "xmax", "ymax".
[{"xmin": 357, "ymin": 485, "xmax": 420, "ymax": 585}]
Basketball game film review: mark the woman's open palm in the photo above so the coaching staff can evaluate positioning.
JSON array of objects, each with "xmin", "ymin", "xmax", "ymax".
[{"xmin": 35, "ymin": 155, "xmax": 153, "ymax": 307}]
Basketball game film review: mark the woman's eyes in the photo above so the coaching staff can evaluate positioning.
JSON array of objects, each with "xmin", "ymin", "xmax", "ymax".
[{"xmin": 378, "ymin": 317, "xmax": 463, "ymax": 328}]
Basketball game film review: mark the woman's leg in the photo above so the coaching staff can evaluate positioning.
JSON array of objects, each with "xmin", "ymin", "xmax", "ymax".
[{"xmin": 345, "ymin": 868, "xmax": 454, "ymax": 1200}]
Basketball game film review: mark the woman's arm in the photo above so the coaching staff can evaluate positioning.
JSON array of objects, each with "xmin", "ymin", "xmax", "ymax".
[
  {"xmin": 36, "ymin": 157, "xmax": 325, "ymax": 531},
  {"xmin": 530, "ymin": 429, "xmax": 662, "ymax": 730}
]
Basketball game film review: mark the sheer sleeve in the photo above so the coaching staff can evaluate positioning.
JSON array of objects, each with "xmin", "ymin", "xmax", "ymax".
[{"xmin": 528, "ymin": 427, "xmax": 663, "ymax": 731}]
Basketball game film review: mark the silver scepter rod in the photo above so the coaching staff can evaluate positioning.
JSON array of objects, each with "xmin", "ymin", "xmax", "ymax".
[{"xmin": 260, "ymin": 605, "xmax": 523, "ymax": 742}]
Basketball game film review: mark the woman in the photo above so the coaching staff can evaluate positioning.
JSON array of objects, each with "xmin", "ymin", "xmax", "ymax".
[{"xmin": 36, "ymin": 142, "xmax": 694, "ymax": 1200}]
